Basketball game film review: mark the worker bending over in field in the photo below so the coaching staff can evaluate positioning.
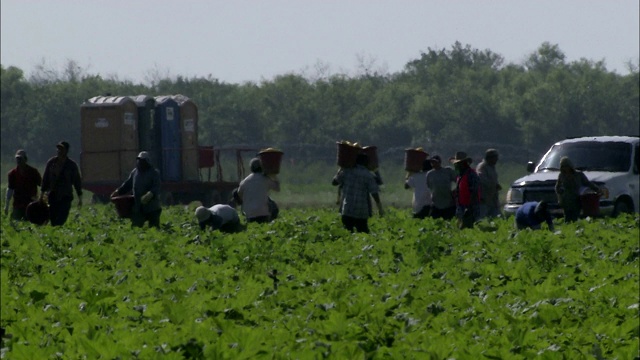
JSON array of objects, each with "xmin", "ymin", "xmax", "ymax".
[
  {"xmin": 332, "ymin": 153, "xmax": 384, "ymax": 233},
  {"xmin": 195, "ymin": 204, "xmax": 243, "ymax": 233},
  {"xmin": 111, "ymin": 151, "xmax": 162, "ymax": 228},
  {"xmin": 237, "ymin": 158, "xmax": 280, "ymax": 223},
  {"xmin": 515, "ymin": 201, "xmax": 555, "ymax": 231}
]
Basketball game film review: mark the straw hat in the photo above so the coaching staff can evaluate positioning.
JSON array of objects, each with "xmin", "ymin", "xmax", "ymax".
[{"xmin": 450, "ymin": 151, "xmax": 472, "ymax": 164}]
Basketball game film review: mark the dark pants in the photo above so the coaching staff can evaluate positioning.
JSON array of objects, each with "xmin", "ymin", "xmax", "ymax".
[
  {"xmin": 342, "ymin": 215, "xmax": 369, "ymax": 233},
  {"xmin": 132, "ymin": 209, "xmax": 161, "ymax": 228},
  {"xmin": 431, "ymin": 206, "xmax": 456, "ymax": 220},
  {"xmin": 10, "ymin": 208, "xmax": 27, "ymax": 221},
  {"xmin": 220, "ymin": 220, "xmax": 244, "ymax": 233},
  {"xmin": 49, "ymin": 196, "xmax": 72, "ymax": 226},
  {"xmin": 247, "ymin": 216, "xmax": 270, "ymax": 224},
  {"xmin": 413, "ymin": 205, "xmax": 432, "ymax": 219}
]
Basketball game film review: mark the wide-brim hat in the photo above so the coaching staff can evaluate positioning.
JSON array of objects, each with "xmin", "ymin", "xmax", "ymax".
[{"xmin": 450, "ymin": 151, "xmax": 472, "ymax": 164}]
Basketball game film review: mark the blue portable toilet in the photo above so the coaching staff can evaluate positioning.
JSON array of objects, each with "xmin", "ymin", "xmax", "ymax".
[
  {"xmin": 130, "ymin": 95, "xmax": 162, "ymax": 172},
  {"xmin": 155, "ymin": 96, "xmax": 181, "ymax": 181}
]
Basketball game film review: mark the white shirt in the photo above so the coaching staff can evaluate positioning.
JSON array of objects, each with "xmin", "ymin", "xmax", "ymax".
[
  {"xmin": 406, "ymin": 172, "xmax": 432, "ymax": 213},
  {"xmin": 209, "ymin": 204, "xmax": 239, "ymax": 225},
  {"xmin": 237, "ymin": 173, "xmax": 280, "ymax": 218}
]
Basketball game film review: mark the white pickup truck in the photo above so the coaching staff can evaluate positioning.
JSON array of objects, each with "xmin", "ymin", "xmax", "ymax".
[{"xmin": 504, "ymin": 136, "xmax": 639, "ymax": 217}]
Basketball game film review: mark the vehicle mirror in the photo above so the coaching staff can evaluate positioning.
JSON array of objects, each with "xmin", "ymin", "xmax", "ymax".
[{"xmin": 526, "ymin": 161, "xmax": 535, "ymax": 173}]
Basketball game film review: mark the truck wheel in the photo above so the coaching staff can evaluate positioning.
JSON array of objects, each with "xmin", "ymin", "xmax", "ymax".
[{"xmin": 613, "ymin": 198, "xmax": 633, "ymax": 216}]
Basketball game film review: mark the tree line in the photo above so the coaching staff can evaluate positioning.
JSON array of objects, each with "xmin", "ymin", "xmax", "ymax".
[{"xmin": 1, "ymin": 42, "xmax": 638, "ymax": 167}]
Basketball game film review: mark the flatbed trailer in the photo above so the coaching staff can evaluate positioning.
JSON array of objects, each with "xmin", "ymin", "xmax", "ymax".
[{"xmin": 85, "ymin": 147, "xmax": 257, "ymax": 207}]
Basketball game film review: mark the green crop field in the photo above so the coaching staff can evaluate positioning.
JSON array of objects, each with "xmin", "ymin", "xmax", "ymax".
[{"xmin": 1, "ymin": 202, "xmax": 638, "ymax": 359}]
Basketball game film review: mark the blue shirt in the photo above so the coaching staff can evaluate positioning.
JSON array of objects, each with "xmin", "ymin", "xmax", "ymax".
[{"xmin": 515, "ymin": 202, "xmax": 553, "ymax": 229}]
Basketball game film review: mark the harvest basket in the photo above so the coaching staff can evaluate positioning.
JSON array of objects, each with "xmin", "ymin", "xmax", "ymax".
[
  {"xmin": 336, "ymin": 141, "xmax": 362, "ymax": 168},
  {"xmin": 258, "ymin": 148, "xmax": 284, "ymax": 175},
  {"xmin": 580, "ymin": 192, "xmax": 600, "ymax": 217},
  {"xmin": 111, "ymin": 195, "xmax": 135, "ymax": 218},
  {"xmin": 26, "ymin": 200, "xmax": 49, "ymax": 225},
  {"xmin": 404, "ymin": 148, "xmax": 428, "ymax": 172},
  {"xmin": 363, "ymin": 146, "xmax": 378, "ymax": 171}
]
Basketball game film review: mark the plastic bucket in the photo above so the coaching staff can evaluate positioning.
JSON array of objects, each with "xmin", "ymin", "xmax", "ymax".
[
  {"xmin": 363, "ymin": 146, "xmax": 378, "ymax": 170},
  {"xmin": 111, "ymin": 195, "xmax": 135, "ymax": 218},
  {"xmin": 580, "ymin": 193, "xmax": 600, "ymax": 217},
  {"xmin": 336, "ymin": 142, "xmax": 361, "ymax": 168},
  {"xmin": 26, "ymin": 200, "xmax": 50, "ymax": 225},
  {"xmin": 258, "ymin": 148, "xmax": 284, "ymax": 175},
  {"xmin": 404, "ymin": 148, "xmax": 427, "ymax": 172}
]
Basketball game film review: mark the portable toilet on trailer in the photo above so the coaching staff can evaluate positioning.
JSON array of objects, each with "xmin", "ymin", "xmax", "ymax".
[
  {"xmin": 172, "ymin": 94, "xmax": 199, "ymax": 181},
  {"xmin": 154, "ymin": 96, "xmax": 181, "ymax": 182},
  {"xmin": 80, "ymin": 96, "xmax": 139, "ymax": 184},
  {"xmin": 130, "ymin": 95, "xmax": 161, "ymax": 172}
]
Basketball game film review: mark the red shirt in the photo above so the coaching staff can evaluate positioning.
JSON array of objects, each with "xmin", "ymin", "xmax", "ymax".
[{"xmin": 8, "ymin": 164, "xmax": 42, "ymax": 209}]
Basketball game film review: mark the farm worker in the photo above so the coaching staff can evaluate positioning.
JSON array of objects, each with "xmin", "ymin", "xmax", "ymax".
[
  {"xmin": 404, "ymin": 158, "xmax": 432, "ymax": 219},
  {"xmin": 332, "ymin": 153, "xmax": 384, "ymax": 233},
  {"xmin": 111, "ymin": 151, "xmax": 162, "ymax": 228},
  {"xmin": 476, "ymin": 148, "xmax": 502, "ymax": 219},
  {"xmin": 450, "ymin": 151, "xmax": 481, "ymax": 229},
  {"xmin": 195, "ymin": 204, "xmax": 243, "ymax": 232},
  {"xmin": 515, "ymin": 201, "xmax": 555, "ymax": 231},
  {"xmin": 426, "ymin": 155, "xmax": 457, "ymax": 220},
  {"xmin": 237, "ymin": 158, "xmax": 280, "ymax": 223},
  {"xmin": 5, "ymin": 149, "xmax": 42, "ymax": 221},
  {"xmin": 555, "ymin": 156, "xmax": 600, "ymax": 222},
  {"xmin": 41, "ymin": 141, "xmax": 83, "ymax": 226}
]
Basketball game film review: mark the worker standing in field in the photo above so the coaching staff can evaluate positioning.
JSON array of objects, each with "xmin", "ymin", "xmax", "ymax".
[
  {"xmin": 405, "ymin": 159, "xmax": 432, "ymax": 219},
  {"xmin": 111, "ymin": 151, "xmax": 162, "ymax": 228},
  {"xmin": 332, "ymin": 153, "xmax": 384, "ymax": 233},
  {"xmin": 425, "ymin": 155, "xmax": 457, "ymax": 220},
  {"xmin": 555, "ymin": 156, "xmax": 600, "ymax": 222},
  {"xmin": 237, "ymin": 158, "xmax": 280, "ymax": 223},
  {"xmin": 5, "ymin": 149, "xmax": 42, "ymax": 221},
  {"xmin": 195, "ymin": 204, "xmax": 243, "ymax": 232},
  {"xmin": 450, "ymin": 151, "xmax": 481, "ymax": 229},
  {"xmin": 476, "ymin": 148, "xmax": 502, "ymax": 219},
  {"xmin": 41, "ymin": 141, "xmax": 83, "ymax": 226}
]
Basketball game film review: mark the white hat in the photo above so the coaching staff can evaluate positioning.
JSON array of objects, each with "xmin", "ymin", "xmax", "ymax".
[
  {"xmin": 137, "ymin": 151, "xmax": 151, "ymax": 161},
  {"xmin": 195, "ymin": 206, "xmax": 211, "ymax": 223}
]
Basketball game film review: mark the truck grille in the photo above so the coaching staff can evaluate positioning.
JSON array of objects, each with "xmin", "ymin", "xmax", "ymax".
[{"xmin": 523, "ymin": 189, "xmax": 558, "ymax": 204}]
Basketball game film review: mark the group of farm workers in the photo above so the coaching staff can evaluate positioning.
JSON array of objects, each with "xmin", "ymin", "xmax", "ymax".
[{"xmin": 5, "ymin": 144, "xmax": 600, "ymax": 233}]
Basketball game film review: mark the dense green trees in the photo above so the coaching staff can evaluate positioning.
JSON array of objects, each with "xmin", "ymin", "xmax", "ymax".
[{"xmin": 1, "ymin": 43, "xmax": 638, "ymax": 166}]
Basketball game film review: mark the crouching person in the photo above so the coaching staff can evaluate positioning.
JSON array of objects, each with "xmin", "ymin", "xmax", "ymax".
[
  {"xmin": 237, "ymin": 158, "xmax": 280, "ymax": 223},
  {"xmin": 112, "ymin": 152, "xmax": 161, "ymax": 228},
  {"xmin": 515, "ymin": 201, "xmax": 555, "ymax": 231},
  {"xmin": 195, "ymin": 204, "xmax": 243, "ymax": 232}
]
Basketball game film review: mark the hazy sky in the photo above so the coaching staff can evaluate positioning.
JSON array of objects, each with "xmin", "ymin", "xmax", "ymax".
[{"xmin": 2, "ymin": 0, "xmax": 638, "ymax": 84}]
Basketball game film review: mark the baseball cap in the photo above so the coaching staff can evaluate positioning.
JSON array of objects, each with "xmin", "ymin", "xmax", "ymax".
[
  {"xmin": 15, "ymin": 149, "xmax": 27, "ymax": 159},
  {"xmin": 56, "ymin": 141, "xmax": 70, "ymax": 151}
]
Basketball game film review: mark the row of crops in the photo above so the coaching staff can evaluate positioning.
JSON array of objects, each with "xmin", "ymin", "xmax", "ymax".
[{"xmin": 1, "ymin": 204, "xmax": 639, "ymax": 358}]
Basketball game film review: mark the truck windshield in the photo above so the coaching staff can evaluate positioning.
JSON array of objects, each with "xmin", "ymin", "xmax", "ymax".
[{"xmin": 537, "ymin": 141, "xmax": 632, "ymax": 172}]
